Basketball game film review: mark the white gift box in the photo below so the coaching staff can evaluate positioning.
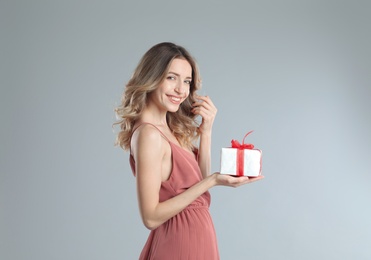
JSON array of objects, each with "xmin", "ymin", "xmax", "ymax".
[{"xmin": 220, "ymin": 148, "xmax": 262, "ymax": 177}]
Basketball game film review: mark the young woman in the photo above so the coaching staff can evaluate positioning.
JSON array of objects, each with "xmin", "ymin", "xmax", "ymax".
[{"xmin": 115, "ymin": 42, "xmax": 264, "ymax": 259}]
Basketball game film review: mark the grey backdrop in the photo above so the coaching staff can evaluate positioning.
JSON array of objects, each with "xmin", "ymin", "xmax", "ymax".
[{"xmin": 1, "ymin": 0, "xmax": 371, "ymax": 259}]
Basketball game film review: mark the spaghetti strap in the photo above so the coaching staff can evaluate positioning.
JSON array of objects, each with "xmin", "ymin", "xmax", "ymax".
[{"xmin": 132, "ymin": 122, "xmax": 171, "ymax": 142}]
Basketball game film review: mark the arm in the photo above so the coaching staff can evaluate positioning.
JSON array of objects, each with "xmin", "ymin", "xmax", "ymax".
[
  {"xmin": 132, "ymin": 125, "xmax": 262, "ymax": 230},
  {"xmin": 132, "ymin": 125, "xmax": 216, "ymax": 230},
  {"xmin": 192, "ymin": 95, "xmax": 217, "ymax": 178}
]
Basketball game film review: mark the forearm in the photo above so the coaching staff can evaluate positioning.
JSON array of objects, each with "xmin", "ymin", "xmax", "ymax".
[
  {"xmin": 197, "ymin": 132, "xmax": 212, "ymax": 178},
  {"xmin": 139, "ymin": 174, "xmax": 216, "ymax": 230}
]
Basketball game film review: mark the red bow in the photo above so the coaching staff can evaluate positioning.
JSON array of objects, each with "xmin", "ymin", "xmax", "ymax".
[
  {"xmin": 230, "ymin": 131, "xmax": 255, "ymax": 176},
  {"xmin": 231, "ymin": 130, "xmax": 255, "ymax": 149}
]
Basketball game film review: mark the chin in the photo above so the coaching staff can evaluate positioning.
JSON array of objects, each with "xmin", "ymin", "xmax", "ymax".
[
  {"xmin": 167, "ymin": 104, "xmax": 181, "ymax": 113},
  {"xmin": 168, "ymin": 108, "xmax": 180, "ymax": 113}
]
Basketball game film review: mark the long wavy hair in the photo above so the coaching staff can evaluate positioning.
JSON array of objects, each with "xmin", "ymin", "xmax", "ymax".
[{"xmin": 115, "ymin": 42, "xmax": 202, "ymax": 151}]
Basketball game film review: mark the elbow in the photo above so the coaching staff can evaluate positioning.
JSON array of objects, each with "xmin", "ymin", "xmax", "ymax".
[
  {"xmin": 142, "ymin": 218, "xmax": 161, "ymax": 230},
  {"xmin": 139, "ymin": 207, "xmax": 164, "ymax": 230},
  {"xmin": 142, "ymin": 217, "xmax": 161, "ymax": 230}
]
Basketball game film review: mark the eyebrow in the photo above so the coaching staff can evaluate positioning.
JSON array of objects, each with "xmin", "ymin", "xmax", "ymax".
[{"xmin": 168, "ymin": 71, "xmax": 192, "ymax": 80}]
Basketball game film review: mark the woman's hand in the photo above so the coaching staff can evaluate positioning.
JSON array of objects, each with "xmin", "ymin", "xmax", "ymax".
[
  {"xmin": 212, "ymin": 173, "xmax": 265, "ymax": 188},
  {"xmin": 192, "ymin": 95, "xmax": 217, "ymax": 135}
]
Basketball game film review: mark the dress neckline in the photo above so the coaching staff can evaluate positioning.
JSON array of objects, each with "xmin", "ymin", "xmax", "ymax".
[{"xmin": 168, "ymin": 141, "xmax": 197, "ymax": 161}]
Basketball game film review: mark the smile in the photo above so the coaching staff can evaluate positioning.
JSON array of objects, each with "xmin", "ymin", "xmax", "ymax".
[{"xmin": 167, "ymin": 95, "xmax": 182, "ymax": 104}]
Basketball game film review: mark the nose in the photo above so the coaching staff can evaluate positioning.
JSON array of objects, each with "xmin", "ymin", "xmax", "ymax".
[{"xmin": 175, "ymin": 81, "xmax": 186, "ymax": 94}]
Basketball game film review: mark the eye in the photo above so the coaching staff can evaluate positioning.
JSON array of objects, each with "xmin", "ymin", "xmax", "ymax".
[
  {"xmin": 184, "ymin": 80, "xmax": 192, "ymax": 85},
  {"xmin": 167, "ymin": 76, "xmax": 176, "ymax": 80}
]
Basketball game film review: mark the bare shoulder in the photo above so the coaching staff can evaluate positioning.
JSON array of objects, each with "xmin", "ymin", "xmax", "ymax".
[{"xmin": 131, "ymin": 124, "xmax": 165, "ymax": 157}]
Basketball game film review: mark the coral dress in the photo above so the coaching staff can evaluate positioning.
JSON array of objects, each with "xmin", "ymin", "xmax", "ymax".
[{"xmin": 130, "ymin": 123, "xmax": 219, "ymax": 260}]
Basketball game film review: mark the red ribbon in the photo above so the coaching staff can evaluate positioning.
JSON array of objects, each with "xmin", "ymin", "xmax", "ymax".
[{"xmin": 231, "ymin": 131, "xmax": 254, "ymax": 176}]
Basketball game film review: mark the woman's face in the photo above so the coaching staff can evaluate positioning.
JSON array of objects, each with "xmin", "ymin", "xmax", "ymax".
[{"xmin": 149, "ymin": 58, "xmax": 192, "ymax": 113}]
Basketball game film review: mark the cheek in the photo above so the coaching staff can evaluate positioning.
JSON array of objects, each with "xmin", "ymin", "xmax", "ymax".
[
  {"xmin": 186, "ymin": 86, "xmax": 191, "ymax": 96},
  {"xmin": 184, "ymin": 91, "xmax": 191, "ymax": 105}
]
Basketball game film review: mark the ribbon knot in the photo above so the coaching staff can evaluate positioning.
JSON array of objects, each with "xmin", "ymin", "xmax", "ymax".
[{"xmin": 231, "ymin": 130, "xmax": 254, "ymax": 149}]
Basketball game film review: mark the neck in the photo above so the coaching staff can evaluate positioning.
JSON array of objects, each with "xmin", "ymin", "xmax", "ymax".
[{"xmin": 140, "ymin": 105, "xmax": 168, "ymax": 126}]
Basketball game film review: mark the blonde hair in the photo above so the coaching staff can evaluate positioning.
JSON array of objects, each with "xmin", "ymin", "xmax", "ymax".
[{"xmin": 115, "ymin": 42, "xmax": 201, "ymax": 150}]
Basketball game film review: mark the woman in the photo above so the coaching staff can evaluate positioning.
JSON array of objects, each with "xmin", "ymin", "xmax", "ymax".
[{"xmin": 115, "ymin": 42, "xmax": 264, "ymax": 259}]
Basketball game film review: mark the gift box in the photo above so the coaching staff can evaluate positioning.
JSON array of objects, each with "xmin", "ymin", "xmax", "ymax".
[{"xmin": 220, "ymin": 131, "xmax": 262, "ymax": 177}]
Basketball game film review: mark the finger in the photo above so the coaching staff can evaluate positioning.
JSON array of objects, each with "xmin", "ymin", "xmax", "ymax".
[
  {"xmin": 194, "ymin": 94, "xmax": 210, "ymax": 101},
  {"xmin": 192, "ymin": 107, "xmax": 213, "ymax": 121},
  {"xmin": 233, "ymin": 177, "xmax": 252, "ymax": 187},
  {"xmin": 192, "ymin": 105, "xmax": 209, "ymax": 114},
  {"xmin": 193, "ymin": 95, "xmax": 215, "ymax": 107},
  {"xmin": 229, "ymin": 175, "xmax": 249, "ymax": 184},
  {"xmin": 192, "ymin": 98, "xmax": 210, "ymax": 107},
  {"xmin": 231, "ymin": 175, "xmax": 264, "ymax": 186},
  {"xmin": 192, "ymin": 101, "xmax": 216, "ymax": 116},
  {"xmin": 247, "ymin": 176, "xmax": 265, "ymax": 183}
]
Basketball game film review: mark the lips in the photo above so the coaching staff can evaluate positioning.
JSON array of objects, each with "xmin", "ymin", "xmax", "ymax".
[{"xmin": 167, "ymin": 95, "xmax": 183, "ymax": 104}]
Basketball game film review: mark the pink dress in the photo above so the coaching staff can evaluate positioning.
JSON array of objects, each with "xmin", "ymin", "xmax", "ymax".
[{"xmin": 130, "ymin": 124, "xmax": 219, "ymax": 260}]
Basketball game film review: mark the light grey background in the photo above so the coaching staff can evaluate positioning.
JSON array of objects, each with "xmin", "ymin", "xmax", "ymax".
[{"xmin": 1, "ymin": 0, "xmax": 370, "ymax": 259}]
